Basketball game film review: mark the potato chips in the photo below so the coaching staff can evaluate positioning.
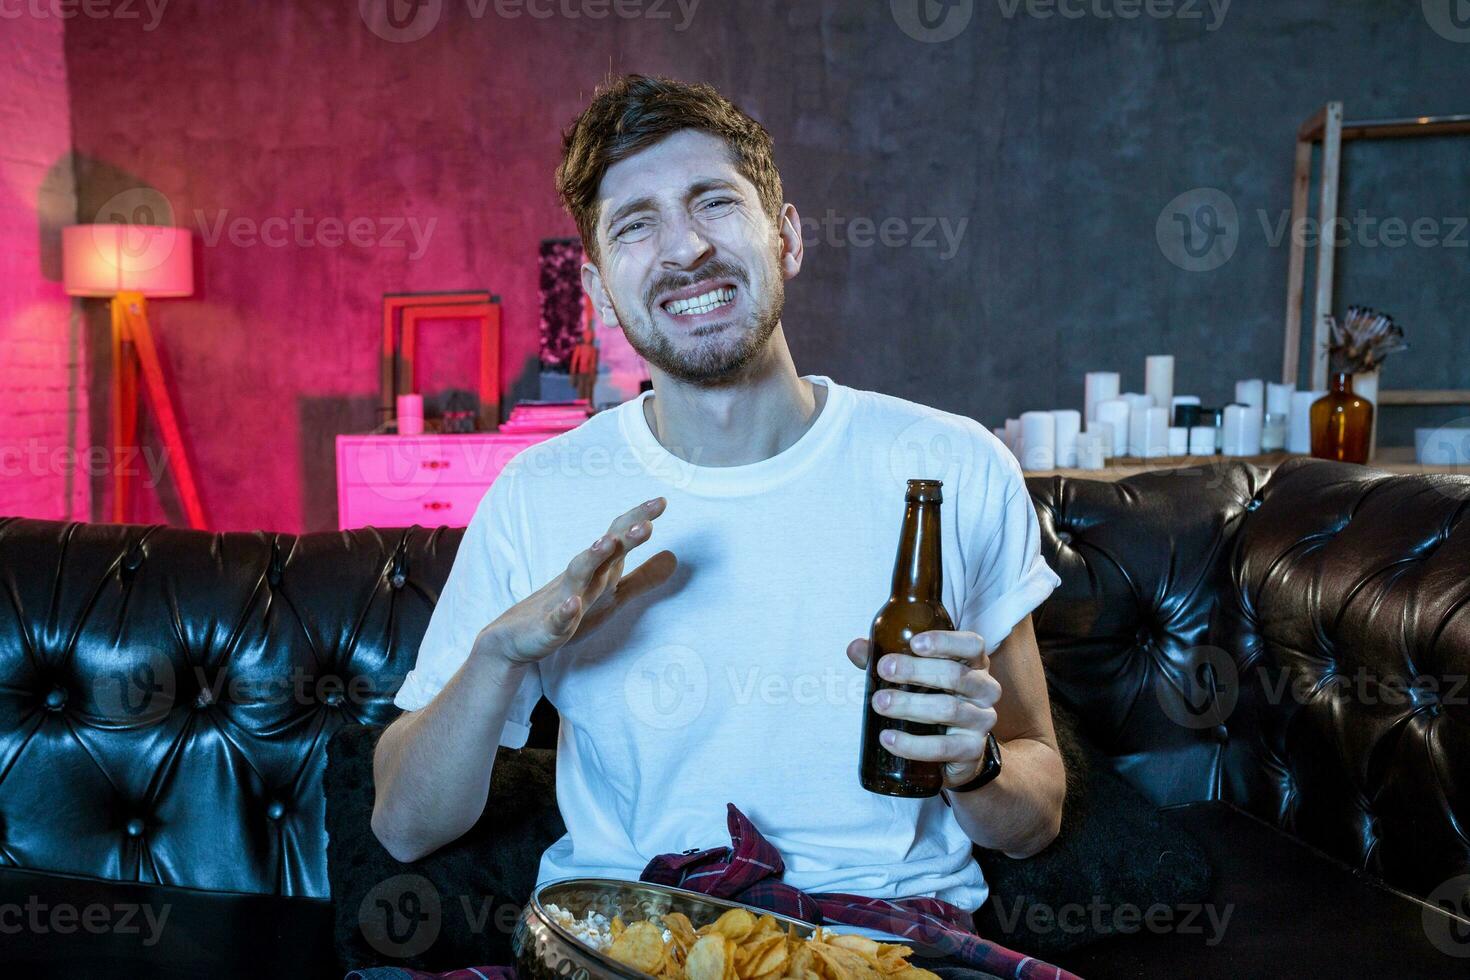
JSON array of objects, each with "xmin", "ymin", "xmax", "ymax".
[{"xmin": 602, "ymin": 907, "xmax": 942, "ymax": 980}]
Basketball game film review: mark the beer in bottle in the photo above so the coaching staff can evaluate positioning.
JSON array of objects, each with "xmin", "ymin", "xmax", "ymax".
[{"xmin": 859, "ymin": 479, "xmax": 952, "ymax": 797}]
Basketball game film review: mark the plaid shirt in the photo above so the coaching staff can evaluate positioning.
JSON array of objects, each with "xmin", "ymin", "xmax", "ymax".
[{"xmin": 639, "ymin": 803, "xmax": 1078, "ymax": 980}]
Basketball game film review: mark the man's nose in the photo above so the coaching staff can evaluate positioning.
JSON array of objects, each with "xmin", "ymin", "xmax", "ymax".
[{"xmin": 658, "ymin": 213, "xmax": 713, "ymax": 270}]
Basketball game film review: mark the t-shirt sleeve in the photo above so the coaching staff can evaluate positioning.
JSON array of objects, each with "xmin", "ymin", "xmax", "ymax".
[
  {"xmin": 392, "ymin": 468, "xmax": 543, "ymax": 750},
  {"xmin": 957, "ymin": 436, "xmax": 1062, "ymax": 656}
]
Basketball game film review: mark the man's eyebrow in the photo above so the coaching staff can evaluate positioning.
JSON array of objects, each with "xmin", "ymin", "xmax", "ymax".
[
  {"xmin": 603, "ymin": 178, "xmax": 745, "ymax": 232},
  {"xmin": 605, "ymin": 195, "xmax": 658, "ymax": 233}
]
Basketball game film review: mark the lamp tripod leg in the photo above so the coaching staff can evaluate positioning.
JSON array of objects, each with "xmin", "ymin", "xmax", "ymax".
[{"xmin": 117, "ymin": 294, "xmax": 208, "ymax": 530}]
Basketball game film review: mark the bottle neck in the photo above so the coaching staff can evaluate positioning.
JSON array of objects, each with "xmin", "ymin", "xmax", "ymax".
[
  {"xmin": 890, "ymin": 500, "xmax": 943, "ymax": 602},
  {"xmin": 1331, "ymin": 371, "xmax": 1354, "ymax": 394}
]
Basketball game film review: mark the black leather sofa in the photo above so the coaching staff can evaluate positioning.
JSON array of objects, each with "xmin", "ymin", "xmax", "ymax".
[{"xmin": 2, "ymin": 457, "xmax": 1467, "ymax": 978}]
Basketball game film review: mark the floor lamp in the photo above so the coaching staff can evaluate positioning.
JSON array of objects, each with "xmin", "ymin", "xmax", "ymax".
[{"xmin": 62, "ymin": 224, "xmax": 206, "ymax": 529}]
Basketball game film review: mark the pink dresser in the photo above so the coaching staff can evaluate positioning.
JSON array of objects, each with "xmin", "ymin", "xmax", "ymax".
[{"xmin": 335, "ymin": 432, "xmax": 556, "ymax": 529}]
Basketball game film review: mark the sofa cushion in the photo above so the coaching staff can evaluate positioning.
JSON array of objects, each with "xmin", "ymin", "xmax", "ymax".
[
  {"xmin": 974, "ymin": 700, "xmax": 1212, "ymax": 953},
  {"xmin": 324, "ymin": 723, "xmax": 562, "ymax": 972},
  {"xmin": 0, "ymin": 863, "xmax": 336, "ymax": 980},
  {"xmin": 1052, "ymin": 801, "xmax": 1470, "ymax": 978}
]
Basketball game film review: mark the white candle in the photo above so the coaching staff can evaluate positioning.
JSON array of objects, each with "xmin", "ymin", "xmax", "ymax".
[
  {"xmin": 1234, "ymin": 379, "xmax": 1265, "ymax": 410},
  {"xmin": 1123, "ymin": 393, "xmax": 1153, "ymax": 456},
  {"xmin": 1142, "ymin": 407, "xmax": 1171, "ymax": 458},
  {"xmin": 1222, "ymin": 405, "xmax": 1248, "ymax": 455},
  {"xmin": 1075, "ymin": 431, "xmax": 1106, "ymax": 469},
  {"xmin": 1020, "ymin": 411, "xmax": 1056, "ymax": 471},
  {"xmin": 1288, "ymin": 390, "xmax": 1325, "ymax": 453},
  {"xmin": 1086, "ymin": 419, "xmax": 1115, "ymax": 459},
  {"xmin": 1052, "ymin": 409, "xmax": 1081, "ymax": 467},
  {"xmin": 1004, "ymin": 418, "xmax": 1020, "ymax": 454},
  {"xmin": 1145, "ymin": 355, "xmax": 1175, "ymax": 413},
  {"xmin": 1084, "ymin": 371, "xmax": 1121, "ymax": 423},
  {"xmin": 1096, "ymin": 399, "xmax": 1131, "ymax": 457},
  {"xmin": 1240, "ymin": 404, "xmax": 1264, "ymax": 455},
  {"xmin": 1188, "ymin": 425, "xmax": 1216, "ymax": 456},
  {"xmin": 1266, "ymin": 382, "xmax": 1295, "ymax": 416},
  {"xmin": 1167, "ymin": 426, "xmax": 1189, "ymax": 456}
]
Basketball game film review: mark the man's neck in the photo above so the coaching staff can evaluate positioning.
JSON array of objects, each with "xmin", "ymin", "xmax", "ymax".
[{"xmin": 641, "ymin": 325, "xmax": 827, "ymax": 467}]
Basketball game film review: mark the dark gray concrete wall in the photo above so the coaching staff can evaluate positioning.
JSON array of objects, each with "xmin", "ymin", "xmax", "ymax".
[{"xmin": 65, "ymin": 0, "xmax": 1470, "ymax": 530}]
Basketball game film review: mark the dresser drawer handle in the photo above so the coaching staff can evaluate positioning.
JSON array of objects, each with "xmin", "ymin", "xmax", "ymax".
[
  {"xmin": 421, "ymin": 460, "xmax": 451, "ymax": 470},
  {"xmin": 422, "ymin": 501, "xmax": 453, "ymax": 511}
]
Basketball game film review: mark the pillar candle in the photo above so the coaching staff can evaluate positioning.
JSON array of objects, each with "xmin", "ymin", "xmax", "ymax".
[
  {"xmin": 1145, "ymin": 355, "xmax": 1174, "ymax": 413},
  {"xmin": 1084, "ymin": 371, "xmax": 1121, "ymax": 423},
  {"xmin": 1234, "ymin": 379, "xmax": 1265, "ymax": 410},
  {"xmin": 1142, "ymin": 407, "xmax": 1171, "ymax": 458},
  {"xmin": 1189, "ymin": 425, "xmax": 1216, "ymax": 456},
  {"xmin": 1004, "ymin": 418, "xmax": 1020, "ymax": 454},
  {"xmin": 1052, "ymin": 409, "xmax": 1081, "ymax": 467},
  {"xmin": 396, "ymin": 393, "xmax": 424, "ymax": 436},
  {"xmin": 1288, "ymin": 390, "xmax": 1325, "ymax": 453},
  {"xmin": 1076, "ymin": 431, "xmax": 1106, "ymax": 470},
  {"xmin": 1266, "ymin": 382, "xmax": 1295, "ymax": 416},
  {"xmin": 1086, "ymin": 419, "xmax": 1115, "ymax": 459},
  {"xmin": 1222, "ymin": 405, "xmax": 1248, "ymax": 455},
  {"xmin": 1020, "ymin": 411, "xmax": 1056, "ymax": 471},
  {"xmin": 1240, "ymin": 404, "xmax": 1263, "ymax": 455},
  {"xmin": 1096, "ymin": 399, "xmax": 1130, "ymax": 457},
  {"xmin": 1123, "ymin": 393, "xmax": 1153, "ymax": 457},
  {"xmin": 1167, "ymin": 426, "xmax": 1189, "ymax": 456}
]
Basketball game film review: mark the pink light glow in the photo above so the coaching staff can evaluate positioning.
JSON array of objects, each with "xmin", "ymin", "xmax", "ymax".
[{"xmin": 62, "ymin": 224, "xmax": 194, "ymax": 298}]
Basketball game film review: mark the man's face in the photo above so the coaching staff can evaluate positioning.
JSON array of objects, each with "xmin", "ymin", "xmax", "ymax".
[{"xmin": 583, "ymin": 129, "xmax": 800, "ymax": 385}]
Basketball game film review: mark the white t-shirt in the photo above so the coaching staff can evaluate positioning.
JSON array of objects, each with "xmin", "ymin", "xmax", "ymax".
[{"xmin": 394, "ymin": 375, "xmax": 1061, "ymax": 913}]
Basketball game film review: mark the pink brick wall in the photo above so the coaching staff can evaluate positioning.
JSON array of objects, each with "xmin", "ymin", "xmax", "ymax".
[{"xmin": 0, "ymin": 14, "xmax": 87, "ymax": 521}]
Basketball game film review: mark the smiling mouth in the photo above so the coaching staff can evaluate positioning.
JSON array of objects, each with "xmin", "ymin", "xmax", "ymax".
[{"xmin": 660, "ymin": 285, "xmax": 737, "ymax": 318}]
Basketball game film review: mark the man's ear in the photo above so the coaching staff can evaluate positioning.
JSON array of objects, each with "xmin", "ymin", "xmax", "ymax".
[
  {"xmin": 581, "ymin": 261, "xmax": 619, "ymax": 328},
  {"xmin": 777, "ymin": 202, "xmax": 803, "ymax": 281}
]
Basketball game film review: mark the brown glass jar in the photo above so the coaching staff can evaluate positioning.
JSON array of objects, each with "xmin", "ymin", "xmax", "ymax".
[{"xmin": 1310, "ymin": 372, "xmax": 1374, "ymax": 465}]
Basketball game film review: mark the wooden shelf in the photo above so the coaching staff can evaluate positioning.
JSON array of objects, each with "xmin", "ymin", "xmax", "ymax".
[{"xmin": 1028, "ymin": 450, "xmax": 1470, "ymax": 481}]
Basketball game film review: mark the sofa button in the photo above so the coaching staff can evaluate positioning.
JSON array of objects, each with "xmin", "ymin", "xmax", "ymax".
[
  {"xmin": 126, "ymin": 818, "xmax": 145, "ymax": 837},
  {"xmin": 1057, "ymin": 530, "xmax": 1073, "ymax": 545},
  {"xmin": 267, "ymin": 802, "xmax": 285, "ymax": 821},
  {"xmin": 45, "ymin": 687, "xmax": 67, "ymax": 711},
  {"xmin": 1245, "ymin": 496, "xmax": 1262, "ymax": 512},
  {"xmin": 324, "ymin": 691, "xmax": 344, "ymax": 707}
]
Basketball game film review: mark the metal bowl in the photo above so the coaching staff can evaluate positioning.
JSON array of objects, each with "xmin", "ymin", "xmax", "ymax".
[{"xmin": 512, "ymin": 877, "xmax": 825, "ymax": 980}]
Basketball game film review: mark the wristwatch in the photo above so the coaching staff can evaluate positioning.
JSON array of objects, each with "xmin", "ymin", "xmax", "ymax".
[{"xmin": 945, "ymin": 732, "xmax": 1002, "ymax": 794}]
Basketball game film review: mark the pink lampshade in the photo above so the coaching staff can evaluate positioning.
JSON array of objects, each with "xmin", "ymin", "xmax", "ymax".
[{"xmin": 62, "ymin": 224, "xmax": 194, "ymax": 298}]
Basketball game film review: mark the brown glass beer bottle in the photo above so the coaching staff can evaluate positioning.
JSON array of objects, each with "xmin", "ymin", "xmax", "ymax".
[{"xmin": 860, "ymin": 479, "xmax": 952, "ymax": 797}]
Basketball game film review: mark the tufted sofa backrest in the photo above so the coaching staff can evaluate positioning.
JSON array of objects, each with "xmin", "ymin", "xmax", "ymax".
[
  {"xmin": 0, "ymin": 520, "xmax": 457, "ymax": 897},
  {"xmin": 1028, "ymin": 456, "xmax": 1470, "ymax": 902},
  {"xmin": 1, "ymin": 457, "xmax": 1466, "ymax": 903}
]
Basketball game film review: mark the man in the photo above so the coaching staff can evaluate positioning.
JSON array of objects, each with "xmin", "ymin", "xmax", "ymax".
[{"xmin": 372, "ymin": 74, "xmax": 1065, "ymax": 957}]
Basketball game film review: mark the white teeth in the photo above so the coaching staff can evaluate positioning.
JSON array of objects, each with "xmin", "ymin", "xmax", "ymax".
[{"xmin": 664, "ymin": 286, "xmax": 734, "ymax": 316}]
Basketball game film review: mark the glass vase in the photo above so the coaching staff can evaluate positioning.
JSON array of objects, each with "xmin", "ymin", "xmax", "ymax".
[{"xmin": 1310, "ymin": 372, "xmax": 1374, "ymax": 464}]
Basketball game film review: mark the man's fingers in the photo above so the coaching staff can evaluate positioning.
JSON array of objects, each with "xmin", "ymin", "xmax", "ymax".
[
  {"xmin": 911, "ymin": 630, "xmax": 987, "ymax": 668},
  {"xmin": 547, "ymin": 593, "xmax": 581, "ymax": 637},
  {"xmin": 578, "ymin": 550, "xmax": 678, "ymax": 634},
  {"xmin": 879, "ymin": 727, "xmax": 986, "ymax": 764},
  {"xmin": 871, "ymin": 689, "xmax": 996, "ymax": 729},
  {"xmin": 564, "ymin": 534, "xmax": 623, "ymax": 593},
  {"xmin": 846, "ymin": 638, "xmax": 869, "ymax": 670},
  {"xmin": 876, "ymin": 653, "xmax": 1001, "ymax": 703},
  {"xmin": 607, "ymin": 497, "xmax": 666, "ymax": 544}
]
